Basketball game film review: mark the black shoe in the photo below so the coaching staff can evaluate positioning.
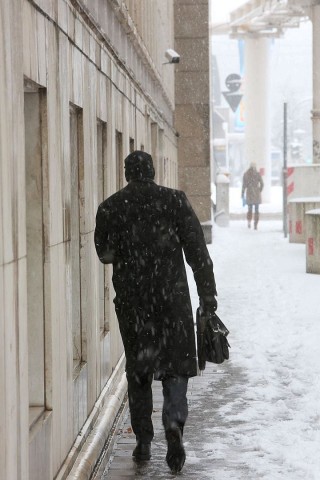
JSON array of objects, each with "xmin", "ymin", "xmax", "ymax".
[
  {"xmin": 166, "ymin": 426, "xmax": 186, "ymax": 474},
  {"xmin": 132, "ymin": 441, "xmax": 151, "ymax": 461}
]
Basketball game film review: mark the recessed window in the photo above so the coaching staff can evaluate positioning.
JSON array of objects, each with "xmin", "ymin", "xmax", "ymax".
[
  {"xmin": 97, "ymin": 120, "xmax": 109, "ymax": 334},
  {"xmin": 69, "ymin": 104, "xmax": 84, "ymax": 369},
  {"xmin": 116, "ymin": 130, "xmax": 123, "ymax": 189},
  {"xmin": 24, "ymin": 82, "xmax": 47, "ymax": 426}
]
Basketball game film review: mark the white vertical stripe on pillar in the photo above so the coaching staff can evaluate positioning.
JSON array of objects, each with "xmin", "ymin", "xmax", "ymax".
[{"xmin": 244, "ymin": 36, "xmax": 272, "ymax": 201}]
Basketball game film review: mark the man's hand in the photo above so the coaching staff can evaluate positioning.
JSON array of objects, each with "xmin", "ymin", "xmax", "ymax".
[{"xmin": 200, "ymin": 296, "xmax": 218, "ymax": 315}]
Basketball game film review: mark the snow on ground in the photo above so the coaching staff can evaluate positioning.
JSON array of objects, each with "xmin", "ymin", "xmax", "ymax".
[
  {"xmin": 187, "ymin": 215, "xmax": 320, "ymax": 479},
  {"xmin": 229, "ymin": 185, "xmax": 283, "ymax": 215},
  {"xmin": 212, "ymin": 184, "xmax": 284, "ymax": 216}
]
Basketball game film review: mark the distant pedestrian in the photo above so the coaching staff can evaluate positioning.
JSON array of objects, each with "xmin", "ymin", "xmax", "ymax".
[
  {"xmin": 241, "ymin": 162, "xmax": 264, "ymax": 230},
  {"xmin": 94, "ymin": 151, "xmax": 218, "ymax": 474}
]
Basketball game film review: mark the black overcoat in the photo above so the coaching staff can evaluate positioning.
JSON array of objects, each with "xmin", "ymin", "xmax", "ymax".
[{"xmin": 94, "ymin": 179, "xmax": 217, "ymax": 378}]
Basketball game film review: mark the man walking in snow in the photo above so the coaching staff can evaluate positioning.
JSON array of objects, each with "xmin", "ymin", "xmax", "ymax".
[
  {"xmin": 94, "ymin": 150, "xmax": 218, "ymax": 473},
  {"xmin": 241, "ymin": 162, "xmax": 264, "ymax": 230}
]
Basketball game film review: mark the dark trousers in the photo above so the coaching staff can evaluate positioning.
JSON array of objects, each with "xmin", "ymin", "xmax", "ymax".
[
  {"xmin": 127, "ymin": 372, "xmax": 189, "ymax": 443},
  {"xmin": 248, "ymin": 204, "xmax": 259, "ymax": 214}
]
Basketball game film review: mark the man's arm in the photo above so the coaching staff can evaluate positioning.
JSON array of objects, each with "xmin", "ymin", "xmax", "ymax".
[
  {"xmin": 176, "ymin": 191, "xmax": 217, "ymax": 311},
  {"xmin": 94, "ymin": 203, "xmax": 117, "ymax": 264}
]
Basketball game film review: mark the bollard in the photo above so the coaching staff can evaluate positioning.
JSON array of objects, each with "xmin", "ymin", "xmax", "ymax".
[
  {"xmin": 305, "ymin": 209, "xmax": 320, "ymax": 274},
  {"xmin": 215, "ymin": 173, "xmax": 230, "ymax": 227}
]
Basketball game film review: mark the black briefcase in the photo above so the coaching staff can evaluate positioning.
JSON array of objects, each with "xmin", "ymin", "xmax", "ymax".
[{"xmin": 196, "ymin": 308, "xmax": 230, "ymax": 371}]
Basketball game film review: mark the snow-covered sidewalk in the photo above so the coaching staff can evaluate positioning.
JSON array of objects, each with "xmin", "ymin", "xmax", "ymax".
[
  {"xmin": 187, "ymin": 219, "xmax": 320, "ymax": 479},
  {"xmin": 102, "ymin": 219, "xmax": 320, "ymax": 480}
]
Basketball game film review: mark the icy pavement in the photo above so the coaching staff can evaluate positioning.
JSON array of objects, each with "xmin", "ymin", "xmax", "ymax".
[{"xmin": 99, "ymin": 220, "xmax": 320, "ymax": 480}]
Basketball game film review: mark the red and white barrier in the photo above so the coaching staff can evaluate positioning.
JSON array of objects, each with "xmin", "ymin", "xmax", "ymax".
[{"xmin": 286, "ymin": 165, "xmax": 320, "ymax": 203}]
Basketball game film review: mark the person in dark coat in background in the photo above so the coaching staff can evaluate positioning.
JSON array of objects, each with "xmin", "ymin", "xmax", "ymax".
[
  {"xmin": 241, "ymin": 162, "xmax": 264, "ymax": 230},
  {"xmin": 94, "ymin": 151, "xmax": 218, "ymax": 473}
]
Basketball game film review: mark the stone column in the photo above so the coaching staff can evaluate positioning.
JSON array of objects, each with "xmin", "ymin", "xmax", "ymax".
[
  {"xmin": 244, "ymin": 36, "xmax": 272, "ymax": 201},
  {"xmin": 174, "ymin": 0, "xmax": 212, "ymax": 242},
  {"xmin": 312, "ymin": 3, "xmax": 320, "ymax": 163}
]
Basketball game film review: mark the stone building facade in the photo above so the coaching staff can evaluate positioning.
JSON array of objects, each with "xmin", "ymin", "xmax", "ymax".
[
  {"xmin": 0, "ymin": 1, "xmax": 178, "ymax": 479},
  {"xmin": 0, "ymin": 0, "xmax": 211, "ymax": 479}
]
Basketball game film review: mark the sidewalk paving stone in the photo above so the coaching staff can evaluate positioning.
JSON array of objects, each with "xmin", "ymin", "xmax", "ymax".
[{"xmin": 96, "ymin": 362, "xmax": 253, "ymax": 479}]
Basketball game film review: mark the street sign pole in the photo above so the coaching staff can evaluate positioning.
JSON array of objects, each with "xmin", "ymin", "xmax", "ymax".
[{"xmin": 283, "ymin": 102, "xmax": 288, "ymax": 238}]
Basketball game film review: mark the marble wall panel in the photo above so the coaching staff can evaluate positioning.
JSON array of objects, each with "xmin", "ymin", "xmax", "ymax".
[
  {"xmin": 29, "ymin": 413, "xmax": 53, "ymax": 480},
  {"xmin": 49, "ymin": 243, "xmax": 73, "ymax": 473},
  {"xmin": 1, "ymin": 2, "xmax": 28, "ymax": 478},
  {"xmin": 0, "ymin": 74, "xmax": 14, "ymax": 264},
  {"xmin": 74, "ymin": 17, "xmax": 83, "ymax": 51},
  {"xmin": 79, "ymin": 231, "xmax": 99, "ymax": 408},
  {"xmin": 89, "ymin": 33, "xmax": 97, "ymax": 63},
  {"xmin": 58, "ymin": 33, "xmax": 72, "ymax": 246},
  {"xmin": 82, "ymin": 23, "xmax": 90, "ymax": 60},
  {"xmin": 97, "ymin": 72, "xmax": 108, "ymax": 123},
  {"xmin": 67, "ymin": 1, "xmax": 75, "ymax": 41},
  {"xmin": 22, "ymin": 0, "xmax": 32, "ymax": 81},
  {"xmin": 0, "ymin": 149, "xmax": 3, "ymax": 266},
  {"xmin": 57, "ymin": 0, "xmax": 68, "ymax": 32},
  {"xmin": 0, "ymin": 265, "xmax": 5, "ymax": 473},
  {"xmin": 3, "ymin": 262, "xmax": 19, "ymax": 480},
  {"xmin": 49, "ymin": 243, "xmax": 64, "ymax": 472},
  {"xmin": 36, "ymin": 10, "xmax": 48, "ymax": 87},
  {"xmin": 100, "ymin": 332, "xmax": 111, "ymax": 391},
  {"xmin": 33, "ymin": 0, "xmax": 56, "ymax": 19},
  {"xmin": 22, "ymin": 0, "xmax": 39, "ymax": 82},
  {"xmin": 73, "ymin": 364, "xmax": 88, "ymax": 439},
  {"xmin": 46, "ymin": 23, "xmax": 64, "ymax": 247},
  {"xmin": 71, "ymin": 46, "xmax": 84, "ymax": 108},
  {"xmin": 101, "ymin": 48, "xmax": 111, "ymax": 77},
  {"xmin": 1, "ymin": 1, "xmax": 179, "ymax": 478},
  {"xmin": 83, "ymin": 61, "xmax": 98, "ymax": 234}
]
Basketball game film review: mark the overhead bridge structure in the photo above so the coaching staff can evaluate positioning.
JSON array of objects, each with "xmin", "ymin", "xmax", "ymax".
[{"xmin": 211, "ymin": 0, "xmax": 320, "ymax": 200}]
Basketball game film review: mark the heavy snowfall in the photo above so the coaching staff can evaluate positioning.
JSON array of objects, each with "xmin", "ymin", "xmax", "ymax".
[{"xmin": 186, "ymin": 187, "xmax": 320, "ymax": 479}]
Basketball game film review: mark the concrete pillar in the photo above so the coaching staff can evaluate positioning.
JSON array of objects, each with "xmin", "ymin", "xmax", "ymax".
[
  {"xmin": 244, "ymin": 37, "xmax": 271, "ymax": 201},
  {"xmin": 312, "ymin": 4, "xmax": 320, "ymax": 163},
  {"xmin": 174, "ymin": 0, "xmax": 212, "ymax": 241}
]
